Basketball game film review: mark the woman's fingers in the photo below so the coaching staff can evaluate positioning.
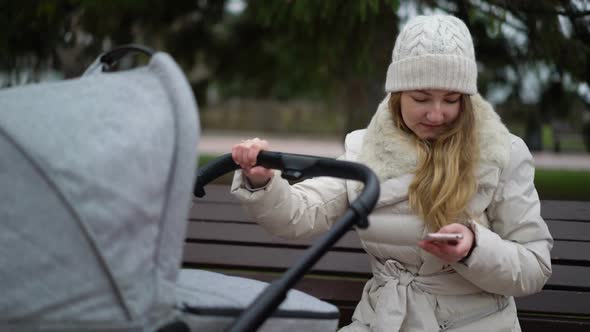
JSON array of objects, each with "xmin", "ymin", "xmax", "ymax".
[
  {"xmin": 419, "ymin": 223, "xmax": 475, "ymax": 263},
  {"xmin": 247, "ymin": 143, "xmax": 261, "ymax": 166},
  {"xmin": 241, "ymin": 144, "xmax": 251, "ymax": 168},
  {"xmin": 231, "ymin": 138, "xmax": 273, "ymax": 188},
  {"xmin": 231, "ymin": 138, "xmax": 268, "ymax": 168},
  {"xmin": 418, "ymin": 241, "xmax": 454, "ymax": 262},
  {"xmin": 439, "ymin": 223, "xmax": 474, "ymax": 258}
]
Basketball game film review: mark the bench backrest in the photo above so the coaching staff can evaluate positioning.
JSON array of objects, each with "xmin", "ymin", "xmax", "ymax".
[{"xmin": 186, "ymin": 184, "xmax": 590, "ymax": 330}]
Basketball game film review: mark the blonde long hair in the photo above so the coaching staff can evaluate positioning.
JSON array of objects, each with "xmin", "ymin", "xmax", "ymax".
[{"xmin": 388, "ymin": 92, "xmax": 478, "ymax": 231}]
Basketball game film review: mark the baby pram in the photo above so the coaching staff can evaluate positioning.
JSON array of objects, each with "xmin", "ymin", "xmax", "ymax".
[{"xmin": 0, "ymin": 45, "xmax": 379, "ymax": 331}]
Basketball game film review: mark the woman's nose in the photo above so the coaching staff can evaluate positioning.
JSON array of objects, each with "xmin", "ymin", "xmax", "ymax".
[{"xmin": 427, "ymin": 103, "xmax": 444, "ymax": 123}]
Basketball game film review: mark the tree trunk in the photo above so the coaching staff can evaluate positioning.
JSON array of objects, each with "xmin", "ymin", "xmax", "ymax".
[
  {"xmin": 524, "ymin": 111, "xmax": 543, "ymax": 151},
  {"xmin": 341, "ymin": 78, "xmax": 377, "ymax": 136}
]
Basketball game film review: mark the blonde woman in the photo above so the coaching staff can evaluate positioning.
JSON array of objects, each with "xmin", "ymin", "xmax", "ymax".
[{"xmin": 231, "ymin": 15, "xmax": 552, "ymax": 331}]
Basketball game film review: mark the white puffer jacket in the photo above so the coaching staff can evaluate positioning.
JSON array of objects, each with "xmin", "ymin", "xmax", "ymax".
[{"xmin": 231, "ymin": 95, "xmax": 553, "ymax": 332}]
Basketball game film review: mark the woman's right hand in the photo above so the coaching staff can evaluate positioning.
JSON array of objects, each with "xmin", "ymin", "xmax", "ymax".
[{"xmin": 231, "ymin": 138, "xmax": 274, "ymax": 188}]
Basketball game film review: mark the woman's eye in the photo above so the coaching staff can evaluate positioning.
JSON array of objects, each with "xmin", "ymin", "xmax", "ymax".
[
  {"xmin": 444, "ymin": 98, "xmax": 460, "ymax": 104},
  {"xmin": 412, "ymin": 97, "xmax": 427, "ymax": 103}
]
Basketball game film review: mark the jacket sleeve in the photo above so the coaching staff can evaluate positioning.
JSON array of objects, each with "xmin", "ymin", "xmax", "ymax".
[
  {"xmin": 452, "ymin": 136, "xmax": 553, "ymax": 297},
  {"xmin": 230, "ymin": 169, "xmax": 349, "ymax": 240}
]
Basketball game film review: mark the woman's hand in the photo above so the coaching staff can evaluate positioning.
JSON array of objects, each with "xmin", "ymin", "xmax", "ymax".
[
  {"xmin": 418, "ymin": 223, "xmax": 475, "ymax": 264},
  {"xmin": 231, "ymin": 138, "xmax": 274, "ymax": 188}
]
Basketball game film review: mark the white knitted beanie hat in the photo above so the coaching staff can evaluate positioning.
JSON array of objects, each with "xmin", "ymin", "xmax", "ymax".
[{"xmin": 385, "ymin": 15, "xmax": 477, "ymax": 95}]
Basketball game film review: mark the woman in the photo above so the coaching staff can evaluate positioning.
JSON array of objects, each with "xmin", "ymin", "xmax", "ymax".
[{"xmin": 230, "ymin": 15, "xmax": 552, "ymax": 331}]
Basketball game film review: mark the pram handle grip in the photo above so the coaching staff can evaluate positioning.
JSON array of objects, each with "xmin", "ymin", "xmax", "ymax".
[
  {"xmin": 193, "ymin": 151, "xmax": 379, "ymax": 226},
  {"xmin": 99, "ymin": 44, "xmax": 155, "ymax": 70}
]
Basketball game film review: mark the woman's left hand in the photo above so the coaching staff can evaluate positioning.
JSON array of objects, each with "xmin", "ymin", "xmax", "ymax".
[{"xmin": 418, "ymin": 223, "xmax": 474, "ymax": 264}]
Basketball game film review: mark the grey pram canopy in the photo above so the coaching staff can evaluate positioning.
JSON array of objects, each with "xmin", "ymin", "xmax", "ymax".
[
  {"xmin": 0, "ymin": 49, "xmax": 338, "ymax": 331},
  {"xmin": 0, "ymin": 51, "xmax": 199, "ymax": 331}
]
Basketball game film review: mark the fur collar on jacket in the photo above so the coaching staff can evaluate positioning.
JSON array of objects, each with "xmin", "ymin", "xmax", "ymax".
[{"xmin": 354, "ymin": 94, "xmax": 511, "ymax": 182}]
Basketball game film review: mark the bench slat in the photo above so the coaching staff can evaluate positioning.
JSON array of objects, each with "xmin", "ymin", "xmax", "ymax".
[
  {"xmin": 187, "ymin": 220, "xmax": 363, "ymax": 250},
  {"xmin": 189, "ymin": 211, "xmax": 590, "ymax": 244},
  {"xmin": 552, "ymin": 241, "xmax": 590, "ymax": 265},
  {"xmin": 540, "ymin": 200, "xmax": 590, "ymax": 221},
  {"xmin": 515, "ymin": 289, "xmax": 590, "ymax": 315},
  {"xmin": 548, "ymin": 265, "xmax": 590, "ymax": 289},
  {"xmin": 191, "ymin": 197, "xmax": 590, "ymax": 243},
  {"xmin": 183, "ymin": 242, "xmax": 590, "ymax": 289},
  {"xmin": 207, "ymin": 270, "xmax": 366, "ymax": 303},
  {"xmin": 183, "ymin": 242, "xmax": 371, "ymax": 274},
  {"xmin": 545, "ymin": 220, "xmax": 590, "ymax": 241},
  {"xmin": 186, "ymin": 220, "xmax": 590, "ymax": 265},
  {"xmin": 193, "ymin": 185, "xmax": 240, "ymax": 203},
  {"xmin": 190, "ymin": 203, "xmax": 250, "ymax": 223},
  {"xmin": 519, "ymin": 317, "xmax": 590, "ymax": 331},
  {"xmin": 193, "ymin": 185, "xmax": 590, "ymax": 221},
  {"xmin": 337, "ymin": 309, "xmax": 590, "ymax": 331},
  {"xmin": 186, "ymin": 268, "xmax": 590, "ymax": 318}
]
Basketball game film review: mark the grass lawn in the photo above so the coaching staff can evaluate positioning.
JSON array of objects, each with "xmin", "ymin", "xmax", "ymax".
[
  {"xmin": 198, "ymin": 154, "xmax": 590, "ymax": 201},
  {"xmin": 199, "ymin": 153, "xmax": 222, "ymax": 166},
  {"xmin": 534, "ymin": 169, "xmax": 590, "ymax": 201}
]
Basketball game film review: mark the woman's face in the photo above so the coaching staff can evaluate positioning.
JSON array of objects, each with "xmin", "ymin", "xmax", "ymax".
[{"xmin": 400, "ymin": 89, "xmax": 462, "ymax": 139}]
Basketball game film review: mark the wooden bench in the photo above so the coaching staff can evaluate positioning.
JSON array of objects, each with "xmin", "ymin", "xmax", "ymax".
[{"xmin": 184, "ymin": 184, "xmax": 590, "ymax": 331}]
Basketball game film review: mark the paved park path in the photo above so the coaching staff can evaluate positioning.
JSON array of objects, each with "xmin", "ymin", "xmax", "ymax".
[{"xmin": 200, "ymin": 130, "xmax": 590, "ymax": 171}]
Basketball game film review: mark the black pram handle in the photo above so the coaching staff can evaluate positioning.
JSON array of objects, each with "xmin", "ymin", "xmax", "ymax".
[
  {"xmin": 193, "ymin": 151, "xmax": 379, "ymax": 225},
  {"xmin": 99, "ymin": 44, "xmax": 155, "ymax": 70},
  {"xmin": 191, "ymin": 151, "xmax": 379, "ymax": 332}
]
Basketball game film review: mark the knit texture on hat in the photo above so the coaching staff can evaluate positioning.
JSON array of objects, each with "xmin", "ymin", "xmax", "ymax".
[{"xmin": 385, "ymin": 15, "xmax": 478, "ymax": 95}]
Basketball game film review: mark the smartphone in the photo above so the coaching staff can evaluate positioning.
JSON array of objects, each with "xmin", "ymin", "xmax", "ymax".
[{"xmin": 423, "ymin": 233, "xmax": 463, "ymax": 243}]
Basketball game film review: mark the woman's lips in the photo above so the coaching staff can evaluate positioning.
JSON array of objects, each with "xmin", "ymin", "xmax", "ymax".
[{"xmin": 421, "ymin": 123, "xmax": 442, "ymax": 128}]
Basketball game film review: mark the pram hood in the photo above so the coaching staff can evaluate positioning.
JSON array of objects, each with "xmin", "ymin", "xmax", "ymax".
[{"xmin": 0, "ymin": 52, "xmax": 199, "ymax": 330}]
